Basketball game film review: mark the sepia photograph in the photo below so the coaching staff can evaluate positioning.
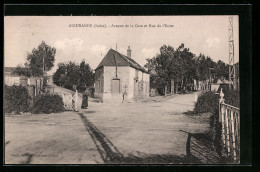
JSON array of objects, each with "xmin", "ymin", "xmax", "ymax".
[{"xmin": 4, "ymin": 15, "xmax": 240, "ymax": 164}]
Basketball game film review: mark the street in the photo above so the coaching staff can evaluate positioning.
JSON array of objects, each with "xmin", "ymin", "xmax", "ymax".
[{"xmin": 5, "ymin": 92, "xmax": 218, "ymax": 164}]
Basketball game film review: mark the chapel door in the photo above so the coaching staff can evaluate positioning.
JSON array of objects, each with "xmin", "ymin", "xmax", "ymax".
[
  {"xmin": 111, "ymin": 79, "xmax": 121, "ymax": 102},
  {"xmin": 112, "ymin": 79, "xmax": 120, "ymax": 94}
]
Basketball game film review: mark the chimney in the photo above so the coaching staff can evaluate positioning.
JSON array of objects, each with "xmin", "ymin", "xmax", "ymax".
[{"xmin": 127, "ymin": 46, "xmax": 131, "ymax": 58}]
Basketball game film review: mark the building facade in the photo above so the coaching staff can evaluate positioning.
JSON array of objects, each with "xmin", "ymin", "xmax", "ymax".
[{"xmin": 94, "ymin": 47, "xmax": 150, "ymax": 103}]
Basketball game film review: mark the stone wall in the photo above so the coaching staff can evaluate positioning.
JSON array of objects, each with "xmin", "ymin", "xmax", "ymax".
[
  {"xmin": 5, "ymin": 76, "xmax": 21, "ymax": 86},
  {"xmin": 143, "ymin": 72, "xmax": 150, "ymax": 97},
  {"xmin": 129, "ymin": 68, "xmax": 150, "ymax": 100},
  {"xmin": 94, "ymin": 67, "xmax": 104, "ymax": 100},
  {"xmin": 95, "ymin": 66, "xmax": 150, "ymax": 103},
  {"xmin": 103, "ymin": 66, "xmax": 130, "ymax": 102},
  {"xmin": 128, "ymin": 67, "xmax": 136, "ymax": 100}
]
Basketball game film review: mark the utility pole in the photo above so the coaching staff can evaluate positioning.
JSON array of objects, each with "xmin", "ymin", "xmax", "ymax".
[
  {"xmin": 42, "ymin": 45, "xmax": 48, "ymax": 93},
  {"xmin": 43, "ymin": 45, "xmax": 47, "ymax": 77},
  {"xmin": 209, "ymin": 68, "xmax": 215, "ymax": 91},
  {"xmin": 228, "ymin": 16, "xmax": 235, "ymax": 90},
  {"xmin": 43, "ymin": 55, "xmax": 45, "ymax": 77}
]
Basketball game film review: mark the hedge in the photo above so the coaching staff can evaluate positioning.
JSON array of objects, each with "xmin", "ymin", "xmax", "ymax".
[
  {"xmin": 4, "ymin": 85, "xmax": 31, "ymax": 113},
  {"xmin": 194, "ymin": 89, "xmax": 240, "ymax": 160},
  {"xmin": 31, "ymin": 94, "xmax": 65, "ymax": 114},
  {"xmin": 224, "ymin": 90, "xmax": 240, "ymax": 108},
  {"xmin": 194, "ymin": 90, "xmax": 240, "ymax": 114},
  {"xmin": 194, "ymin": 91, "xmax": 219, "ymax": 114}
]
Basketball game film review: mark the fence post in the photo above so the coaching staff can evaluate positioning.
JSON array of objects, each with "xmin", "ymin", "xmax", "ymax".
[
  {"xmin": 75, "ymin": 90, "xmax": 78, "ymax": 112},
  {"xmin": 219, "ymin": 88, "xmax": 226, "ymax": 155},
  {"xmin": 225, "ymin": 108, "xmax": 231, "ymax": 156},
  {"xmin": 219, "ymin": 88, "xmax": 225, "ymax": 122},
  {"xmin": 230, "ymin": 110, "xmax": 236, "ymax": 161},
  {"xmin": 194, "ymin": 92, "xmax": 198, "ymax": 103},
  {"xmin": 62, "ymin": 93, "xmax": 65, "ymax": 109}
]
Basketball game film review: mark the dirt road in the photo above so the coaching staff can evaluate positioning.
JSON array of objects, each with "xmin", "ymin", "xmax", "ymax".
[{"xmin": 5, "ymin": 92, "xmax": 218, "ymax": 164}]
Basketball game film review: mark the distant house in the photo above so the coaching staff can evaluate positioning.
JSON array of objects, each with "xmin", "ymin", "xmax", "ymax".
[
  {"xmin": 4, "ymin": 67, "xmax": 45, "ymax": 96},
  {"xmin": 4, "ymin": 67, "xmax": 21, "ymax": 86},
  {"xmin": 94, "ymin": 46, "xmax": 150, "ymax": 103},
  {"xmin": 4, "ymin": 67, "xmax": 17, "ymax": 77},
  {"xmin": 46, "ymin": 75, "xmax": 53, "ymax": 85}
]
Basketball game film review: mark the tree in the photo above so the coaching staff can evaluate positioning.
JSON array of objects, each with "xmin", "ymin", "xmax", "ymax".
[
  {"xmin": 53, "ymin": 60, "xmax": 95, "ymax": 92},
  {"xmin": 196, "ymin": 53, "xmax": 217, "ymax": 81},
  {"xmin": 145, "ymin": 45, "xmax": 178, "ymax": 95},
  {"xmin": 52, "ymin": 63, "xmax": 66, "ymax": 87},
  {"xmin": 26, "ymin": 41, "xmax": 56, "ymax": 77},
  {"xmin": 78, "ymin": 60, "xmax": 95, "ymax": 89},
  {"xmin": 174, "ymin": 44, "xmax": 197, "ymax": 86},
  {"xmin": 146, "ymin": 43, "xmax": 230, "ymax": 95},
  {"xmin": 12, "ymin": 64, "xmax": 31, "ymax": 77},
  {"xmin": 145, "ymin": 44, "xmax": 198, "ymax": 95},
  {"xmin": 215, "ymin": 60, "xmax": 229, "ymax": 80}
]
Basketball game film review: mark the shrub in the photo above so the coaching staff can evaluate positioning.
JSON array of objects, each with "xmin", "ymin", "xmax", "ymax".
[
  {"xmin": 194, "ymin": 89, "xmax": 240, "ymax": 158},
  {"xmin": 224, "ymin": 90, "xmax": 240, "ymax": 108},
  {"xmin": 194, "ymin": 91, "xmax": 219, "ymax": 114},
  {"xmin": 217, "ymin": 84, "xmax": 239, "ymax": 108},
  {"xmin": 194, "ymin": 89, "xmax": 240, "ymax": 114},
  {"xmin": 4, "ymin": 85, "xmax": 31, "ymax": 113},
  {"xmin": 31, "ymin": 94, "xmax": 64, "ymax": 114}
]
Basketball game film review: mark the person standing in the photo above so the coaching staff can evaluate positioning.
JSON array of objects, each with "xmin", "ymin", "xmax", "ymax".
[{"xmin": 81, "ymin": 89, "xmax": 88, "ymax": 109}]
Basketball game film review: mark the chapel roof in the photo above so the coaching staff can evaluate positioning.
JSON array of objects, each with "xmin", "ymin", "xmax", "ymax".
[{"xmin": 95, "ymin": 49, "xmax": 149, "ymax": 74}]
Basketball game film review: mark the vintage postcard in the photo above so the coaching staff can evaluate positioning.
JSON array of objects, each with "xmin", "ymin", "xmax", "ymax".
[{"xmin": 4, "ymin": 15, "xmax": 241, "ymax": 164}]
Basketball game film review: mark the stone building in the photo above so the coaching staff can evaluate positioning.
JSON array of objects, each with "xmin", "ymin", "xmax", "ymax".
[{"xmin": 94, "ymin": 46, "xmax": 150, "ymax": 103}]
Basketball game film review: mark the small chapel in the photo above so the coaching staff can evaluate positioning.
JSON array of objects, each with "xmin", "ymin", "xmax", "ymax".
[{"xmin": 94, "ymin": 46, "xmax": 150, "ymax": 103}]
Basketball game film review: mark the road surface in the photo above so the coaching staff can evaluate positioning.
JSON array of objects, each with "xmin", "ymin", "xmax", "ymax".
[{"xmin": 5, "ymin": 92, "xmax": 219, "ymax": 164}]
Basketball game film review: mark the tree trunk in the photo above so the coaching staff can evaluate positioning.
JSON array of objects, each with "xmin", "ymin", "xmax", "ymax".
[
  {"xmin": 171, "ymin": 79, "xmax": 174, "ymax": 95},
  {"xmin": 181, "ymin": 76, "xmax": 183, "ymax": 88},
  {"xmin": 165, "ymin": 85, "xmax": 167, "ymax": 96}
]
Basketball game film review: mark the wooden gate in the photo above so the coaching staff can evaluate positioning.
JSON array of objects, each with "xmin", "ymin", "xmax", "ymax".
[
  {"xmin": 219, "ymin": 89, "xmax": 240, "ymax": 162},
  {"xmin": 62, "ymin": 90, "xmax": 79, "ymax": 111}
]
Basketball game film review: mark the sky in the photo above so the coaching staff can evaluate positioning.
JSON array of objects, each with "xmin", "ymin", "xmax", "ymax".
[{"xmin": 4, "ymin": 16, "xmax": 239, "ymax": 75}]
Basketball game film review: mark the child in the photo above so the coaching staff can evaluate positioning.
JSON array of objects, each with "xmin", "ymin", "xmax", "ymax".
[{"xmin": 81, "ymin": 89, "xmax": 88, "ymax": 109}]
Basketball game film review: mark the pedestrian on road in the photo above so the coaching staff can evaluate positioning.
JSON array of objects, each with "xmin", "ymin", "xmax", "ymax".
[
  {"xmin": 81, "ymin": 89, "xmax": 88, "ymax": 109},
  {"xmin": 122, "ymin": 91, "xmax": 127, "ymax": 103}
]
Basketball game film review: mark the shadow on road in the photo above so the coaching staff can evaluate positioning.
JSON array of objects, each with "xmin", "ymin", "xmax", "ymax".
[
  {"xmin": 180, "ymin": 130, "xmax": 222, "ymax": 164},
  {"xmin": 78, "ymin": 113, "xmax": 205, "ymax": 164},
  {"xmin": 78, "ymin": 113, "xmax": 124, "ymax": 162}
]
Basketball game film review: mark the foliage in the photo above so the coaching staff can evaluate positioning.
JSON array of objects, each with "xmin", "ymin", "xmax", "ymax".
[
  {"xmin": 223, "ymin": 89, "xmax": 240, "ymax": 108},
  {"xmin": 4, "ymin": 85, "xmax": 31, "ymax": 113},
  {"xmin": 207, "ymin": 89, "xmax": 239, "ymax": 158},
  {"xmin": 12, "ymin": 65, "xmax": 31, "ymax": 77},
  {"xmin": 26, "ymin": 41, "xmax": 56, "ymax": 77},
  {"xmin": 194, "ymin": 91, "xmax": 219, "ymax": 114},
  {"xmin": 53, "ymin": 60, "xmax": 95, "ymax": 92},
  {"xmin": 31, "ymin": 94, "xmax": 64, "ymax": 114},
  {"xmin": 194, "ymin": 89, "xmax": 240, "ymax": 115},
  {"xmin": 145, "ymin": 44, "xmax": 230, "ymax": 94},
  {"xmin": 215, "ymin": 60, "xmax": 229, "ymax": 81}
]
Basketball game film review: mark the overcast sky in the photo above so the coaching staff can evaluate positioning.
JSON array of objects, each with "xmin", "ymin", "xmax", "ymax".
[{"xmin": 4, "ymin": 16, "xmax": 239, "ymax": 74}]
